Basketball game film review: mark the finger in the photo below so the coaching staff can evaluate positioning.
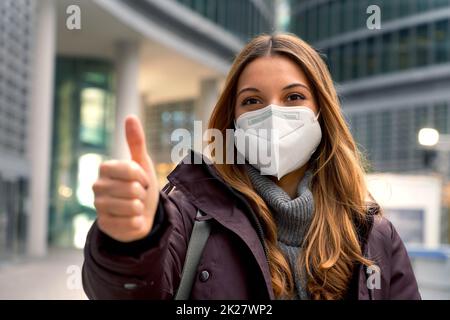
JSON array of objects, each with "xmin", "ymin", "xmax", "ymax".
[
  {"xmin": 94, "ymin": 197, "xmax": 145, "ymax": 217},
  {"xmin": 125, "ymin": 115, "xmax": 152, "ymax": 174},
  {"xmin": 92, "ymin": 179, "xmax": 147, "ymax": 201},
  {"xmin": 99, "ymin": 160, "xmax": 149, "ymax": 188}
]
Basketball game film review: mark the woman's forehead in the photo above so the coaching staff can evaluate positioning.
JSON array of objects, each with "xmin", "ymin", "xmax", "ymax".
[{"xmin": 237, "ymin": 56, "xmax": 309, "ymax": 89}]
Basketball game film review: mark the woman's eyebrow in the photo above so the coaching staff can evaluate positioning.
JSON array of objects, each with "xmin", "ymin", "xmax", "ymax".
[
  {"xmin": 282, "ymin": 83, "xmax": 310, "ymax": 91},
  {"xmin": 237, "ymin": 87, "xmax": 260, "ymax": 98},
  {"xmin": 237, "ymin": 83, "xmax": 310, "ymax": 98}
]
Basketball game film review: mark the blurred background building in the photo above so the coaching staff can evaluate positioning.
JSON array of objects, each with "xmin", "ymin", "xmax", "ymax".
[
  {"xmin": 0, "ymin": 0, "xmax": 449, "ymax": 299},
  {"xmin": 0, "ymin": 0, "xmax": 275, "ymax": 261},
  {"xmin": 290, "ymin": 0, "xmax": 450, "ymax": 241},
  {"xmin": 290, "ymin": 0, "xmax": 450, "ymax": 298}
]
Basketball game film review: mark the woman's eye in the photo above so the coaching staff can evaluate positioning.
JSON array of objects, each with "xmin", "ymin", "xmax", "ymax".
[
  {"xmin": 287, "ymin": 93, "xmax": 306, "ymax": 101},
  {"xmin": 242, "ymin": 98, "xmax": 261, "ymax": 106}
]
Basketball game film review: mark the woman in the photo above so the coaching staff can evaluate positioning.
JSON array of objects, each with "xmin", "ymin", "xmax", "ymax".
[{"xmin": 83, "ymin": 33, "xmax": 421, "ymax": 300}]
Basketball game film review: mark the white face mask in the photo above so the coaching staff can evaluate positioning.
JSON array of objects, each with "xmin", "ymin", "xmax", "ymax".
[{"xmin": 234, "ymin": 104, "xmax": 322, "ymax": 180}]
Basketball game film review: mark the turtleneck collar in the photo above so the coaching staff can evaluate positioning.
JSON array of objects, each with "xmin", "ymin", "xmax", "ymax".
[{"xmin": 246, "ymin": 164, "xmax": 315, "ymax": 247}]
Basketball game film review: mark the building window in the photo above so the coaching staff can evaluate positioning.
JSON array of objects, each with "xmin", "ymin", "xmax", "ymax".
[
  {"xmin": 176, "ymin": 0, "xmax": 273, "ymax": 41},
  {"xmin": 431, "ymin": 0, "xmax": 450, "ymax": 9},
  {"xmin": 330, "ymin": 0, "xmax": 340, "ymax": 37},
  {"xmin": 306, "ymin": 6, "xmax": 318, "ymax": 43},
  {"xmin": 337, "ymin": 44, "xmax": 345, "ymax": 82},
  {"xmin": 366, "ymin": 112, "xmax": 376, "ymax": 163},
  {"xmin": 398, "ymin": 28, "xmax": 412, "ymax": 70},
  {"xmin": 339, "ymin": 0, "xmax": 347, "ymax": 34},
  {"xmin": 398, "ymin": 0, "xmax": 412, "ymax": 18},
  {"xmin": 50, "ymin": 58, "xmax": 114, "ymax": 248},
  {"xmin": 416, "ymin": 24, "xmax": 430, "ymax": 67},
  {"xmin": 329, "ymin": 47, "xmax": 340, "ymax": 82},
  {"xmin": 414, "ymin": 106, "xmax": 430, "ymax": 135},
  {"xmin": 79, "ymin": 87, "xmax": 108, "ymax": 147},
  {"xmin": 395, "ymin": 108, "xmax": 413, "ymax": 165},
  {"xmin": 351, "ymin": 41, "xmax": 360, "ymax": 79},
  {"xmin": 340, "ymin": 43, "xmax": 351, "ymax": 81},
  {"xmin": 318, "ymin": 2, "xmax": 330, "ymax": 41},
  {"xmin": 353, "ymin": 0, "xmax": 366, "ymax": 30},
  {"xmin": 381, "ymin": 32, "xmax": 393, "ymax": 73},
  {"xmin": 434, "ymin": 19, "xmax": 450, "ymax": 64},
  {"xmin": 366, "ymin": 37, "xmax": 376, "ymax": 76},
  {"xmin": 205, "ymin": 0, "xmax": 218, "ymax": 23},
  {"xmin": 433, "ymin": 101, "xmax": 449, "ymax": 134},
  {"xmin": 298, "ymin": 11, "xmax": 306, "ymax": 38},
  {"xmin": 145, "ymin": 100, "xmax": 195, "ymax": 164},
  {"xmin": 416, "ymin": 0, "xmax": 430, "ymax": 12}
]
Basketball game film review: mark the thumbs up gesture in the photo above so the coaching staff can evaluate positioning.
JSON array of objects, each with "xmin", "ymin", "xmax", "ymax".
[{"xmin": 93, "ymin": 115, "xmax": 160, "ymax": 242}]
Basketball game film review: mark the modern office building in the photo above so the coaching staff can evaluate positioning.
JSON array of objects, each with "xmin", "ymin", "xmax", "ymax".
[
  {"xmin": 290, "ymin": 0, "xmax": 450, "ymax": 245},
  {"xmin": 0, "ymin": 0, "xmax": 34, "ymax": 260},
  {"xmin": 0, "ymin": 0, "xmax": 275, "ymax": 259},
  {"xmin": 290, "ymin": 0, "xmax": 450, "ymax": 175}
]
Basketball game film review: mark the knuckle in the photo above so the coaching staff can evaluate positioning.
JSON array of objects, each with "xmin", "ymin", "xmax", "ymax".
[
  {"xmin": 100, "ymin": 160, "xmax": 121, "ymax": 176},
  {"xmin": 130, "ymin": 182, "xmax": 142, "ymax": 198},
  {"xmin": 130, "ymin": 199, "xmax": 143, "ymax": 215},
  {"xmin": 127, "ymin": 163, "xmax": 138, "ymax": 179},
  {"xmin": 94, "ymin": 197, "xmax": 106, "ymax": 211},
  {"xmin": 92, "ymin": 181, "xmax": 102, "ymax": 194},
  {"xmin": 99, "ymin": 162, "xmax": 111, "ymax": 176}
]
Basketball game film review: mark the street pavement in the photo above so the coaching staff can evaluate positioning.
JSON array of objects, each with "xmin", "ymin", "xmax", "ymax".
[{"xmin": 0, "ymin": 248, "xmax": 87, "ymax": 300}]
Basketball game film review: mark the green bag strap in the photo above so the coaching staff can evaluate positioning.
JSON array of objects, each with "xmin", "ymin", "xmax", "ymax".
[{"xmin": 174, "ymin": 209, "xmax": 211, "ymax": 300}]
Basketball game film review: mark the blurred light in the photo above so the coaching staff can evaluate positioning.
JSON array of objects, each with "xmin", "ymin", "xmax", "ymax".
[
  {"xmin": 276, "ymin": 0, "xmax": 290, "ymax": 31},
  {"xmin": 418, "ymin": 128, "xmax": 440, "ymax": 147},
  {"xmin": 73, "ymin": 213, "xmax": 94, "ymax": 249},
  {"xmin": 58, "ymin": 185, "xmax": 73, "ymax": 198},
  {"xmin": 77, "ymin": 153, "xmax": 103, "ymax": 208},
  {"xmin": 80, "ymin": 88, "xmax": 106, "ymax": 145}
]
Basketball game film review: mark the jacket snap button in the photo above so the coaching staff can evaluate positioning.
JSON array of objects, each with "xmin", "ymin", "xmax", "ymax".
[
  {"xmin": 199, "ymin": 270, "xmax": 210, "ymax": 282},
  {"xmin": 123, "ymin": 283, "xmax": 138, "ymax": 290}
]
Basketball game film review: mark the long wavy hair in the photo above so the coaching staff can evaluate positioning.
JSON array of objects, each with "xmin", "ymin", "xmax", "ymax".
[{"xmin": 207, "ymin": 33, "xmax": 377, "ymax": 300}]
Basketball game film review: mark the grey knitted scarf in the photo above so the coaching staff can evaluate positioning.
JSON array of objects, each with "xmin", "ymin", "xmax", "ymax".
[{"xmin": 246, "ymin": 164, "xmax": 314, "ymax": 300}]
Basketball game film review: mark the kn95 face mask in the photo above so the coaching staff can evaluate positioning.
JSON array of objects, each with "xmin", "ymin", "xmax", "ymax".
[{"xmin": 234, "ymin": 104, "xmax": 321, "ymax": 180}]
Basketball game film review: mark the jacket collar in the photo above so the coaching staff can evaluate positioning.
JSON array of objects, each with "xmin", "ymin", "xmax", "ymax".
[{"xmin": 167, "ymin": 150, "xmax": 275, "ymax": 299}]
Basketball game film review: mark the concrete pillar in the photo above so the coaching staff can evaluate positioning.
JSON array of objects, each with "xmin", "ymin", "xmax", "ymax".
[
  {"xmin": 193, "ymin": 78, "xmax": 221, "ymax": 155},
  {"xmin": 27, "ymin": 0, "xmax": 56, "ymax": 257},
  {"xmin": 112, "ymin": 41, "xmax": 141, "ymax": 159}
]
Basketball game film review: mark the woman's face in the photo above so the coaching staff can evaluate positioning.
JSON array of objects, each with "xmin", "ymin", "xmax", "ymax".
[{"xmin": 234, "ymin": 55, "xmax": 318, "ymax": 120}]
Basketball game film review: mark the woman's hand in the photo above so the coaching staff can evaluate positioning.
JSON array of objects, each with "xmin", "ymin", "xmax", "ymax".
[{"xmin": 92, "ymin": 115, "xmax": 160, "ymax": 243}]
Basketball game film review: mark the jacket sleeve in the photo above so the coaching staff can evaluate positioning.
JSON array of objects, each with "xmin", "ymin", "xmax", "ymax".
[
  {"xmin": 387, "ymin": 220, "xmax": 421, "ymax": 300},
  {"xmin": 82, "ymin": 186, "xmax": 196, "ymax": 299}
]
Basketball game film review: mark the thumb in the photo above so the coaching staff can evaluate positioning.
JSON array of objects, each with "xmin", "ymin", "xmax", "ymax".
[{"xmin": 125, "ymin": 115, "xmax": 152, "ymax": 174}]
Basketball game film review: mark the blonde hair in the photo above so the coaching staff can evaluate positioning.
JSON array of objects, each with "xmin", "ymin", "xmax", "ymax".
[{"xmin": 208, "ymin": 33, "xmax": 376, "ymax": 299}]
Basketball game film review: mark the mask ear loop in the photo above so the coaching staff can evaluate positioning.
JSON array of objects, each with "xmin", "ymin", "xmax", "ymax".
[
  {"xmin": 311, "ymin": 110, "xmax": 322, "ymax": 164},
  {"xmin": 314, "ymin": 110, "xmax": 321, "ymax": 121}
]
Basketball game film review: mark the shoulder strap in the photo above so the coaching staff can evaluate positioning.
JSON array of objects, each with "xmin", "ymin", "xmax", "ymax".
[{"xmin": 174, "ymin": 209, "xmax": 211, "ymax": 300}]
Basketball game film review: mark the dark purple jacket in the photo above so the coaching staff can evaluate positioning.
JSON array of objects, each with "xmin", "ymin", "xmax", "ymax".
[{"xmin": 82, "ymin": 151, "xmax": 421, "ymax": 300}]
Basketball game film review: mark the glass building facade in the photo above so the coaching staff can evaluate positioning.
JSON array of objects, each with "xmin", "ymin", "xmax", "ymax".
[
  {"xmin": 49, "ymin": 58, "xmax": 115, "ymax": 248},
  {"xmin": 176, "ymin": 0, "xmax": 275, "ymax": 41},
  {"xmin": 291, "ymin": 0, "xmax": 450, "ymax": 44},
  {"xmin": 290, "ymin": 0, "xmax": 450, "ymax": 176},
  {"xmin": 0, "ymin": 0, "xmax": 34, "ymax": 258},
  {"xmin": 45, "ymin": 1, "xmax": 274, "ymax": 249},
  {"xmin": 140, "ymin": 1, "xmax": 276, "ymax": 183},
  {"xmin": 144, "ymin": 99, "xmax": 196, "ymax": 187}
]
